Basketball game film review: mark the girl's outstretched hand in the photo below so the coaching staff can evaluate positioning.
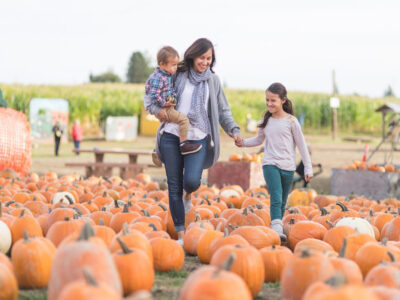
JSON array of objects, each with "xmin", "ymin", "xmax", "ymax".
[{"xmin": 305, "ymin": 174, "xmax": 313, "ymax": 182}]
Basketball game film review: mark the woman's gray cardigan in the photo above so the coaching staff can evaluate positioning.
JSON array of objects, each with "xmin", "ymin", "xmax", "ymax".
[{"xmin": 143, "ymin": 72, "xmax": 240, "ymax": 169}]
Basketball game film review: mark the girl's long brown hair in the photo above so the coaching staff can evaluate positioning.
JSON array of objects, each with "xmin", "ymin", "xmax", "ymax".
[{"xmin": 258, "ymin": 82, "xmax": 294, "ymax": 129}]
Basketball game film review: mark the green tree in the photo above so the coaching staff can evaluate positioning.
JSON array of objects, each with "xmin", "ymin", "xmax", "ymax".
[
  {"xmin": 384, "ymin": 85, "xmax": 395, "ymax": 97},
  {"xmin": 89, "ymin": 71, "xmax": 121, "ymax": 83},
  {"xmin": 126, "ymin": 51, "xmax": 153, "ymax": 83}
]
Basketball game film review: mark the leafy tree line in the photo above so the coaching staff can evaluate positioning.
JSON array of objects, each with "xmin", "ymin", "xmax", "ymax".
[{"xmin": 90, "ymin": 52, "xmax": 153, "ymax": 84}]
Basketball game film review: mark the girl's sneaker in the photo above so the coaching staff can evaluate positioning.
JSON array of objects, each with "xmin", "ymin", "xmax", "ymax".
[
  {"xmin": 271, "ymin": 219, "xmax": 287, "ymax": 242},
  {"xmin": 177, "ymin": 239, "xmax": 184, "ymax": 247}
]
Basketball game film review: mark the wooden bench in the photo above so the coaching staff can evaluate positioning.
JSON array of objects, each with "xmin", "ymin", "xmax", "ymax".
[
  {"xmin": 65, "ymin": 162, "xmax": 157, "ymax": 178},
  {"xmin": 65, "ymin": 148, "xmax": 160, "ymax": 179}
]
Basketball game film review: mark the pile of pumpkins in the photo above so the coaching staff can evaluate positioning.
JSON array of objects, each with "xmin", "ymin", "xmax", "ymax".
[
  {"xmin": 228, "ymin": 153, "xmax": 263, "ymax": 164},
  {"xmin": 1, "ymin": 170, "xmax": 400, "ymax": 299},
  {"xmin": 345, "ymin": 161, "xmax": 398, "ymax": 173}
]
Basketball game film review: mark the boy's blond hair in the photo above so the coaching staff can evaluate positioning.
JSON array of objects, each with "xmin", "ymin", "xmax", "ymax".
[{"xmin": 157, "ymin": 46, "xmax": 179, "ymax": 65}]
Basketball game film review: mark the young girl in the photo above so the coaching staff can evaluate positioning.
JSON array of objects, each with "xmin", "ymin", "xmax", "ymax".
[{"xmin": 235, "ymin": 82, "xmax": 313, "ymax": 241}]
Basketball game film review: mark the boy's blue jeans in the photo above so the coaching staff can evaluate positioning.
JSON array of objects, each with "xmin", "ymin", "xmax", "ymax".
[
  {"xmin": 159, "ymin": 132, "xmax": 207, "ymax": 231},
  {"xmin": 262, "ymin": 165, "xmax": 294, "ymax": 220}
]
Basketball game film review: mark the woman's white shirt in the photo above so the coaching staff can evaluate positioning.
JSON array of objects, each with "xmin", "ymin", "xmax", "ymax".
[{"xmin": 163, "ymin": 80, "xmax": 209, "ymax": 140}]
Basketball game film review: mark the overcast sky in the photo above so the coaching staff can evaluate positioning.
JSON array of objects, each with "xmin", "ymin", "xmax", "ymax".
[{"xmin": 1, "ymin": 0, "xmax": 399, "ymax": 97}]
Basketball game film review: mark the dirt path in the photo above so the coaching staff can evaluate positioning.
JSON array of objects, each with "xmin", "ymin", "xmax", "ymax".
[{"xmin": 31, "ymin": 134, "xmax": 397, "ymax": 194}]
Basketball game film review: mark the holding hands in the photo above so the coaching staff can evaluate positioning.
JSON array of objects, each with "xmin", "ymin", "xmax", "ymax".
[{"xmin": 230, "ymin": 133, "xmax": 243, "ymax": 147}]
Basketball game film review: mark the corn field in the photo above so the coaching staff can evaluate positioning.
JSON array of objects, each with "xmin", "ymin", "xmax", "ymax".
[{"xmin": 1, "ymin": 83, "xmax": 398, "ymax": 135}]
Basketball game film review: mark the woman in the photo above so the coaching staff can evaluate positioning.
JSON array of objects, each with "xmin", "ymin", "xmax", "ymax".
[{"xmin": 144, "ymin": 38, "xmax": 241, "ymax": 245}]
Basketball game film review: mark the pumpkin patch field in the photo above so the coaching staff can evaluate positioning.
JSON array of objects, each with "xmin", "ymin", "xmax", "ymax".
[{"xmin": 2, "ymin": 168, "xmax": 400, "ymax": 300}]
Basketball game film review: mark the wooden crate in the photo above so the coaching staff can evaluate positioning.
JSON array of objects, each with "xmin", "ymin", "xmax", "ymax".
[
  {"xmin": 207, "ymin": 161, "xmax": 265, "ymax": 190},
  {"xmin": 330, "ymin": 168, "xmax": 400, "ymax": 200}
]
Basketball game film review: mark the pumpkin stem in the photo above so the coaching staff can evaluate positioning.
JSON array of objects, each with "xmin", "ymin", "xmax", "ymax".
[
  {"xmin": 0, "ymin": 202, "xmax": 2, "ymax": 217},
  {"xmin": 325, "ymin": 273, "xmax": 347, "ymax": 287},
  {"xmin": 65, "ymin": 194, "xmax": 74, "ymax": 204},
  {"xmin": 243, "ymin": 207, "xmax": 248, "ymax": 216},
  {"xmin": 388, "ymin": 251, "xmax": 396, "ymax": 262},
  {"xmin": 289, "ymin": 218, "xmax": 295, "ymax": 225},
  {"xmin": 117, "ymin": 237, "xmax": 132, "ymax": 254},
  {"xmin": 369, "ymin": 210, "xmax": 374, "ymax": 217},
  {"xmin": 255, "ymin": 204, "xmax": 263, "ymax": 210},
  {"xmin": 326, "ymin": 220, "xmax": 335, "ymax": 228},
  {"xmin": 228, "ymin": 203, "xmax": 235, "ymax": 209},
  {"xmin": 122, "ymin": 223, "xmax": 130, "ymax": 235},
  {"xmin": 158, "ymin": 203, "xmax": 167, "ymax": 211},
  {"xmin": 381, "ymin": 237, "xmax": 388, "ymax": 246},
  {"xmin": 101, "ymin": 206, "xmax": 106, "ymax": 211},
  {"xmin": 23, "ymin": 230, "xmax": 30, "ymax": 242},
  {"xmin": 19, "ymin": 209, "xmax": 25, "ymax": 217},
  {"xmin": 224, "ymin": 227, "xmax": 229, "ymax": 237},
  {"xmin": 219, "ymin": 252, "xmax": 236, "ymax": 272},
  {"xmin": 32, "ymin": 196, "xmax": 37, "ymax": 202},
  {"xmin": 194, "ymin": 212, "xmax": 201, "ymax": 222},
  {"xmin": 114, "ymin": 199, "xmax": 119, "ymax": 208},
  {"xmin": 122, "ymin": 204, "xmax": 129, "ymax": 213},
  {"xmin": 72, "ymin": 207, "xmax": 83, "ymax": 215},
  {"xmin": 300, "ymin": 247, "xmax": 312, "ymax": 258},
  {"xmin": 272, "ymin": 244, "xmax": 276, "ymax": 250},
  {"xmin": 102, "ymin": 191, "xmax": 107, "ymax": 197},
  {"xmin": 64, "ymin": 217, "xmax": 70, "ymax": 221},
  {"xmin": 5, "ymin": 200, "xmax": 15, "ymax": 207},
  {"xmin": 83, "ymin": 267, "xmax": 98, "ymax": 286},
  {"xmin": 78, "ymin": 222, "xmax": 95, "ymax": 241},
  {"xmin": 149, "ymin": 223, "xmax": 157, "ymax": 231},
  {"xmin": 141, "ymin": 209, "xmax": 150, "ymax": 217},
  {"xmin": 338, "ymin": 238, "xmax": 347, "ymax": 258},
  {"xmin": 99, "ymin": 218, "xmax": 105, "ymax": 226},
  {"xmin": 336, "ymin": 202, "xmax": 349, "ymax": 212},
  {"xmin": 320, "ymin": 208, "xmax": 328, "ymax": 216}
]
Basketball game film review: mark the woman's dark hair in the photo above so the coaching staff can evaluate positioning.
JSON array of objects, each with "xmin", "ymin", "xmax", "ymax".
[
  {"xmin": 177, "ymin": 38, "xmax": 216, "ymax": 73},
  {"xmin": 258, "ymin": 82, "xmax": 294, "ymax": 129}
]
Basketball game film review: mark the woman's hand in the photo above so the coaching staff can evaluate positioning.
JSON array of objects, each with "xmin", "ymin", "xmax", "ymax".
[
  {"xmin": 305, "ymin": 174, "xmax": 313, "ymax": 182},
  {"xmin": 156, "ymin": 108, "xmax": 169, "ymax": 122}
]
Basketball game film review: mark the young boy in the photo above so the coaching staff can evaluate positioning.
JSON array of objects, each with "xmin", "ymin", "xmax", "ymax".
[{"xmin": 145, "ymin": 46, "xmax": 202, "ymax": 166}]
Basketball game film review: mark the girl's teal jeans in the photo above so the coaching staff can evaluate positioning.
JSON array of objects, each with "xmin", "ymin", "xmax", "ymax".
[{"xmin": 262, "ymin": 165, "xmax": 294, "ymax": 220}]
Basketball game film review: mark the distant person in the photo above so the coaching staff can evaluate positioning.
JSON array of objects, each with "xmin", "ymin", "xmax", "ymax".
[
  {"xmin": 52, "ymin": 121, "xmax": 63, "ymax": 156},
  {"xmin": 295, "ymin": 145, "xmax": 322, "ymax": 188},
  {"xmin": 0, "ymin": 89, "xmax": 7, "ymax": 108},
  {"xmin": 145, "ymin": 46, "xmax": 202, "ymax": 167},
  {"xmin": 235, "ymin": 82, "xmax": 312, "ymax": 242},
  {"xmin": 72, "ymin": 119, "xmax": 83, "ymax": 155}
]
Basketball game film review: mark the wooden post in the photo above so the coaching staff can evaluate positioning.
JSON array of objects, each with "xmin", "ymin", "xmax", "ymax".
[
  {"xmin": 382, "ymin": 112, "xmax": 386, "ymax": 139},
  {"xmin": 332, "ymin": 107, "xmax": 337, "ymax": 140}
]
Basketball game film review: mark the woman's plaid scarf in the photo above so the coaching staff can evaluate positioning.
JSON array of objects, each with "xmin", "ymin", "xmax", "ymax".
[{"xmin": 175, "ymin": 67, "xmax": 211, "ymax": 135}]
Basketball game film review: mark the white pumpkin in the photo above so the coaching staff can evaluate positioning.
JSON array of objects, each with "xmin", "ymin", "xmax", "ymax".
[
  {"xmin": 52, "ymin": 192, "xmax": 76, "ymax": 205},
  {"xmin": 0, "ymin": 220, "xmax": 12, "ymax": 254},
  {"xmin": 220, "ymin": 189, "xmax": 240, "ymax": 198},
  {"xmin": 336, "ymin": 217, "xmax": 375, "ymax": 238}
]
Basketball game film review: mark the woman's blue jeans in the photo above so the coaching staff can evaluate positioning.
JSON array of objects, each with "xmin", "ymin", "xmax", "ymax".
[
  {"xmin": 262, "ymin": 165, "xmax": 294, "ymax": 220},
  {"xmin": 159, "ymin": 133, "xmax": 207, "ymax": 231}
]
